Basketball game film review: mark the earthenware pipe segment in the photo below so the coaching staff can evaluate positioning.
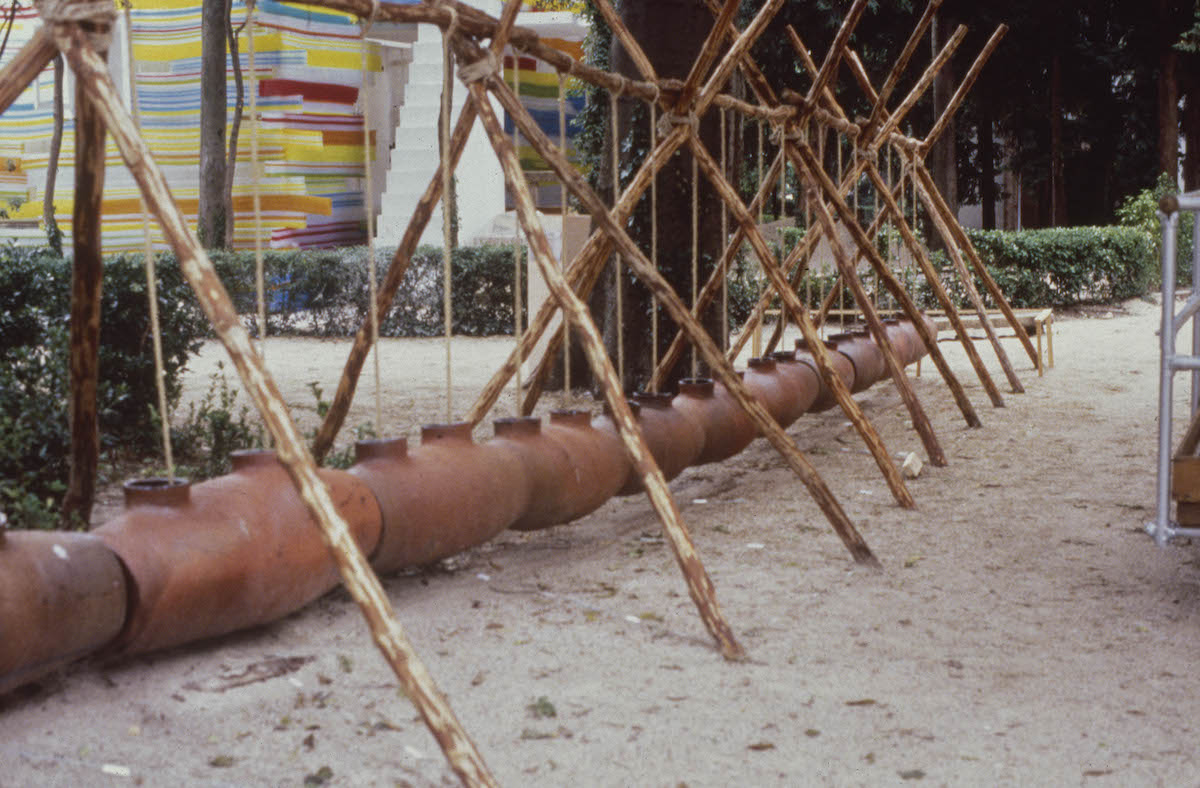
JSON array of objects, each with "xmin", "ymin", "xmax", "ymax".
[
  {"xmin": 0, "ymin": 530, "xmax": 127, "ymax": 694},
  {"xmin": 94, "ymin": 450, "xmax": 382, "ymax": 656},
  {"xmin": 0, "ymin": 317, "xmax": 934, "ymax": 691}
]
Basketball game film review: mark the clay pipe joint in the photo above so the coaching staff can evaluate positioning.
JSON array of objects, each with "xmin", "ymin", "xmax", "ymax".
[{"xmin": 671, "ymin": 378, "xmax": 757, "ymax": 465}]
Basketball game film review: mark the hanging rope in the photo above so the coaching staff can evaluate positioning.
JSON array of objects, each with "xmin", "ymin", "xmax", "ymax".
[
  {"xmin": 691, "ymin": 142, "xmax": 700, "ymax": 379},
  {"xmin": 440, "ymin": 7, "xmax": 458, "ymax": 422},
  {"xmin": 557, "ymin": 70, "xmax": 569, "ymax": 395},
  {"xmin": 649, "ymin": 102, "xmax": 659, "ymax": 392},
  {"xmin": 719, "ymin": 106, "xmax": 728, "ymax": 352},
  {"xmin": 837, "ymin": 130, "xmax": 845, "ymax": 332},
  {"xmin": 512, "ymin": 61, "xmax": 525, "ymax": 410},
  {"xmin": 125, "ymin": 0, "xmax": 173, "ymax": 482},
  {"xmin": 609, "ymin": 88, "xmax": 624, "ymax": 387},
  {"xmin": 360, "ymin": 5, "xmax": 382, "ymax": 432}
]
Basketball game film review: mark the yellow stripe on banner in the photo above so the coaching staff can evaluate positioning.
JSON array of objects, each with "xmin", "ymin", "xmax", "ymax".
[
  {"xmin": 308, "ymin": 47, "xmax": 381, "ymax": 71},
  {"xmin": 541, "ymin": 38, "xmax": 584, "ymax": 61},
  {"xmin": 504, "ymin": 68, "xmax": 560, "ymax": 90},
  {"xmin": 283, "ymin": 143, "xmax": 367, "ymax": 164}
]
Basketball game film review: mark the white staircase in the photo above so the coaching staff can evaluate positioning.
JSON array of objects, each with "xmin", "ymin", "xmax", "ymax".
[{"xmin": 375, "ymin": 21, "xmax": 504, "ymax": 249}]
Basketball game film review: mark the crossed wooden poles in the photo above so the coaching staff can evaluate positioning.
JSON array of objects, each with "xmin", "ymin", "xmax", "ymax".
[{"xmin": 0, "ymin": 0, "xmax": 1038, "ymax": 784}]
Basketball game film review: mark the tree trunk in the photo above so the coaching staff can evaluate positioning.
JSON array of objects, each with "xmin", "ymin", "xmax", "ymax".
[
  {"xmin": 1158, "ymin": 47, "xmax": 1179, "ymax": 181},
  {"xmin": 586, "ymin": 0, "xmax": 725, "ymax": 394},
  {"xmin": 199, "ymin": 0, "xmax": 229, "ymax": 248},
  {"xmin": 929, "ymin": 13, "xmax": 957, "ymax": 226},
  {"xmin": 1184, "ymin": 90, "xmax": 1200, "ymax": 191},
  {"xmin": 62, "ymin": 47, "xmax": 108, "ymax": 527},
  {"xmin": 43, "ymin": 53, "xmax": 64, "ymax": 254},
  {"xmin": 979, "ymin": 104, "xmax": 996, "ymax": 230},
  {"xmin": 1049, "ymin": 51, "xmax": 1066, "ymax": 226}
]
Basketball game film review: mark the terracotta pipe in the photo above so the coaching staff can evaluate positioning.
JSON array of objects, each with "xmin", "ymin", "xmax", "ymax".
[
  {"xmin": 828, "ymin": 331, "xmax": 887, "ymax": 392},
  {"xmin": 672, "ymin": 378, "xmax": 757, "ymax": 465},
  {"xmin": 597, "ymin": 396, "xmax": 705, "ymax": 495},
  {"xmin": 491, "ymin": 416, "xmax": 575, "ymax": 531},
  {"xmin": 766, "ymin": 351, "xmax": 821, "ymax": 423},
  {"xmin": 541, "ymin": 409, "xmax": 630, "ymax": 522},
  {"xmin": 0, "ymin": 530, "xmax": 127, "ymax": 694},
  {"xmin": 351, "ymin": 423, "xmax": 530, "ymax": 572},
  {"xmin": 95, "ymin": 453, "xmax": 382, "ymax": 656},
  {"xmin": 742, "ymin": 357, "xmax": 795, "ymax": 428},
  {"xmin": 0, "ymin": 310, "xmax": 949, "ymax": 693},
  {"xmin": 883, "ymin": 318, "xmax": 918, "ymax": 366},
  {"xmin": 790, "ymin": 340, "xmax": 856, "ymax": 412}
]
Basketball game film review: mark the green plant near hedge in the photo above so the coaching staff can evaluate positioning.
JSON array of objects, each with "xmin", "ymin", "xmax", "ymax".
[
  {"xmin": 1116, "ymin": 173, "xmax": 1195, "ymax": 286},
  {"xmin": 0, "ymin": 244, "xmax": 208, "ymax": 528}
]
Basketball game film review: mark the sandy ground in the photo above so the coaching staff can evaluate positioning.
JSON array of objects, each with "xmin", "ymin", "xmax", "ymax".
[{"xmin": 4, "ymin": 297, "xmax": 1200, "ymax": 787}]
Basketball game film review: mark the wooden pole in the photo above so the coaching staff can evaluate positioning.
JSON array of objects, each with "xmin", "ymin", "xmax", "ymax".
[
  {"xmin": 52, "ymin": 19, "xmax": 498, "ymax": 788},
  {"xmin": 462, "ymin": 61, "xmax": 746, "ymax": 659},
  {"xmin": 858, "ymin": 0, "xmax": 943, "ymax": 142},
  {"xmin": 838, "ymin": 47, "xmax": 1005, "ymax": 407},
  {"xmin": 914, "ymin": 157, "xmax": 1040, "ymax": 368},
  {"xmin": 911, "ymin": 160, "xmax": 1025, "ymax": 394},
  {"xmin": 472, "ymin": 51, "xmax": 882, "ymax": 561},
  {"xmin": 476, "ymin": 0, "xmax": 786, "ymax": 422},
  {"xmin": 0, "ymin": 27, "xmax": 56, "ymax": 116},
  {"xmin": 865, "ymin": 162, "xmax": 1001, "ymax": 409},
  {"xmin": 311, "ymin": 0, "xmax": 529, "ymax": 462},
  {"xmin": 61, "ymin": 12, "xmax": 109, "ymax": 527},
  {"xmin": 680, "ymin": 136, "xmax": 914, "ymax": 508},
  {"xmin": 795, "ymin": 140, "xmax": 974, "ymax": 440},
  {"xmin": 649, "ymin": 151, "xmax": 785, "ymax": 391},
  {"xmin": 787, "ymin": 141, "xmax": 948, "ymax": 466},
  {"xmin": 467, "ymin": 126, "xmax": 692, "ymax": 424}
]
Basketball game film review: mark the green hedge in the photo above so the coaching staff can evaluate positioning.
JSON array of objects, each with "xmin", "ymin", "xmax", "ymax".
[
  {"xmin": 209, "ymin": 244, "xmax": 528, "ymax": 338},
  {"xmin": 0, "ymin": 245, "xmax": 207, "ymax": 527},
  {"xmin": 960, "ymin": 226, "xmax": 1154, "ymax": 308}
]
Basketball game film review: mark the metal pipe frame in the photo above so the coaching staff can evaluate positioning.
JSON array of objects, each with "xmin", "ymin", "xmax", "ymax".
[{"xmin": 1150, "ymin": 192, "xmax": 1200, "ymax": 546}]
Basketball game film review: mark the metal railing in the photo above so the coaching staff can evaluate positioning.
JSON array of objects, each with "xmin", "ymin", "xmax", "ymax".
[{"xmin": 1149, "ymin": 190, "xmax": 1200, "ymax": 546}]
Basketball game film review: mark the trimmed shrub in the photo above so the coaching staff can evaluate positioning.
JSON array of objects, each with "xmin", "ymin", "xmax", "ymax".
[
  {"xmin": 0, "ymin": 245, "xmax": 207, "ymax": 527},
  {"xmin": 963, "ymin": 227, "xmax": 1154, "ymax": 308}
]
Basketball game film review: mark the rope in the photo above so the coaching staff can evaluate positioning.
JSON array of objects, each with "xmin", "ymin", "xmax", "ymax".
[
  {"xmin": 609, "ymin": 89, "xmax": 624, "ymax": 386},
  {"xmin": 440, "ymin": 7, "xmax": 458, "ymax": 421},
  {"xmin": 557, "ymin": 70, "xmax": 570, "ymax": 394},
  {"xmin": 458, "ymin": 48, "xmax": 498, "ymax": 83},
  {"xmin": 124, "ymin": 0, "xmax": 173, "ymax": 482},
  {"xmin": 36, "ymin": 0, "xmax": 116, "ymax": 49},
  {"xmin": 654, "ymin": 109, "xmax": 698, "ymax": 139},
  {"xmin": 649, "ymin": 102, "xmax": 658, "ymax": 392},
  {"xmin": 360, "ymin": 7, "xmax": 381, "ymax": 432},
  {"xmin": 513, "ymin": 59, "xmax": 525, "ymax": 409},
  {"xmin": 719, "ymin": 106, "xmax": 728, "ymax": 351},
  {"xmin": 837, "ymin": 132, "xmax": 844, "ymax": 332},
  {"xmin": 756, "ymin": 120, "xmax": 765, "ymax": 321},
  {"xmin": 690, "ymin": 145, "xmax": 698, "ymax": 378}
]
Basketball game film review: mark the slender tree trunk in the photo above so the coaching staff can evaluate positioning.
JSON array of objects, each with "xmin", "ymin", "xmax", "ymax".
[
  {"xmin": 199, "ymin": 0, "xmax": 229, "ymax": 248},
  {"xmin": 600, "ymin": 0, "xmax": 724, "ymax": 392},
  {"xmin": 1049, "ymin": 51, "xmax": 1066, "ymax": 226},
  {"xmin": 43, "ymin": 53, "xmax": 64, "ymax": 254},
  {"xmin": 979, "ymin": 105, "xmax": 996, "ymax": 230},
  {"xmin": 1158, "ymin": 47, "xmax": 1180, "ymax": 182},
  {"xmin": 1184, "ymin": 91, "xmax": 1200, "ymax": 191},
  {"xmin": 62, "ymin": 46, "xmax": 108, "ymax": 527}
]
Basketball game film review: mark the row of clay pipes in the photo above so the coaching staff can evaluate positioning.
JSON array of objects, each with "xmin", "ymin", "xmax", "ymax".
[{"xmin": 0, "ymin": 316, "xmax": 935, "ymax": 694}]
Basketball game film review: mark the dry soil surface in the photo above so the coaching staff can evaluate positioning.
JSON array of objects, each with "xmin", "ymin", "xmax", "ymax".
[{"xmin": 3, "ymin": 297, "xmax": 1200, "ymax": 787}]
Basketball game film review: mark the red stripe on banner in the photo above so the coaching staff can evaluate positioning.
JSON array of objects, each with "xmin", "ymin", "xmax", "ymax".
[
  {"xmin": 503, "ymin": 56, "xmax": 539, "ymax": 71},
  {"xmin": 259, "ymin": 79, "xmax": 359, "ymax": 105}
]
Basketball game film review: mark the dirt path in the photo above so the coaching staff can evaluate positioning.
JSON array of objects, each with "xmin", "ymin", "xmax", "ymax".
[{"xmin": 4, "ymin": 297, "xmax": 1200, "ymax": 787}]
